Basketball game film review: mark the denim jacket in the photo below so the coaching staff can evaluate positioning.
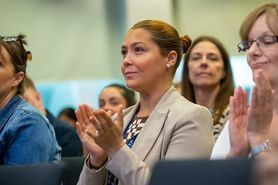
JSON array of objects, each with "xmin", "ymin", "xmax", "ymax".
[{"xmin": 0, "ymin": 95, "xmax": 61, "ymax": 165}]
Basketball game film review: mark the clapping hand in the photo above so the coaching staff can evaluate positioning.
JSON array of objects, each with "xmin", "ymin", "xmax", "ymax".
[
  {"xmin": 228, "ymin": 86, "xmax": 249, "ymax": 157},
  {"xmin": 86, "ymin": 106, "xmax": 125, "ymax": 157},
  {"xmin": 75, "ymin": 104, "xmax": 108, "ymax": 168},
  {"xmin": 247, "ymin": 70, "xmax": 274, "ymax": 147}
]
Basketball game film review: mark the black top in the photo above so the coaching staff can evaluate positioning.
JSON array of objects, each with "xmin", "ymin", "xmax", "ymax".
[{"xmin": 46, "ymin": 110, "xmax": 83, "ymax": 157}]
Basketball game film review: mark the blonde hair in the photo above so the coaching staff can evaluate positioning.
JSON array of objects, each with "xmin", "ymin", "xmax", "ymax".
[{"xmin": 240, "ymin": 3, "xmax": 278, "ymax": 40}]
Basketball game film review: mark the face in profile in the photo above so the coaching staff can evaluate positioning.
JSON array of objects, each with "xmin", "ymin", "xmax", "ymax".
[
  {"xmin": 121, "ymin": 28, "xmax": 168, "ymax": 92},
  {"xmin": 0, "ymin": 46, "xmax": 20, "ymax": 103},
  {"xmin": 99, "ymin": 87, "xmax": 128, "ymax": 115},
  {"xmin": 247, "ymin": 14, "xmax": 278, "ymax": 85},
  {"xmin": 188, "ymin": 41, "xmax": 225, "ymax": 89}
]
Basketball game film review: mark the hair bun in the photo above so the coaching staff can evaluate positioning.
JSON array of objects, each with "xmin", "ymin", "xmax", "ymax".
[
  {"xmin": 180, "ymin": 35, "xmax": 192, "ymax": 53},
  {"xmin": 26, "ymin": 51, "xmax": 32, "ymax": 61}
]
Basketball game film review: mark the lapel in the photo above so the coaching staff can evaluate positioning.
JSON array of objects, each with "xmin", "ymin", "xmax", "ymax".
[{"xmin": 124, "ymin": 86, "xmax": 177, "ymax": 161}]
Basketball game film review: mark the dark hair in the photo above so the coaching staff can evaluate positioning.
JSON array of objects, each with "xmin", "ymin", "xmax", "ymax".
[
  {"xmin": 240, "ymin": 3, "xmax": 278, "ymax": 40},
  {"xmin": 58, "ymin": 107, "xmax": 77, "ymax": 122},
  {"xmin": 181, "ymin": 36, "xmax": 234, "ymax": 125},
  {"xmin": 0, "ymin": 34, "xmax": 30, "ymax": 95},
  {"xmin": 102, "ymin": 83, "xmax": 136, "ymax": 108},
  {"xmin": 131, "ymin": 20, "xmax": 191, "ymax": 76}
]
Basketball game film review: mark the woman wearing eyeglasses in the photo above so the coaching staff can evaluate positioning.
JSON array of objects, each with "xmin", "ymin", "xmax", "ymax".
[
  {"xmin": 211, "ymin": 3, "xmax": 278, "ymax": 159},
  {"xmin": 0, "ymin": 35, "xmax": 61, "ymax": 165}
]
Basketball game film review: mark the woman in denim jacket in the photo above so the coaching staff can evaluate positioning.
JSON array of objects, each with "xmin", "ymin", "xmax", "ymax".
[{"xmin": 0, "ymin": 35, "xmax": 61, "ymax": 165}]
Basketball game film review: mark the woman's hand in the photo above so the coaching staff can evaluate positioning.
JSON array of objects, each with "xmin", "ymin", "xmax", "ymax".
[
  {"xmin": 228, "ymin": 86, "xmax": 250, "ymax": 157},
  {"xmin": 86, "ymin": 106, "xmax": 125, "ymax": 158},
  {"xmin": 75, "ymin": 104, "xmax": 108, "ymax": 168},
  {"xmin": 247, "ymin": 70, "xmax": 273, "ymax": 147}
]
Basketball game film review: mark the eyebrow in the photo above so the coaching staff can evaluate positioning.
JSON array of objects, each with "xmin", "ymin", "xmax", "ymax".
[
  {"xmin": 121, "ymin": 42, "xmax": 145, "ymax": 49},
  {"xmin": 248, "ymin": 31, "xmax": 275, "ymax": 40}
]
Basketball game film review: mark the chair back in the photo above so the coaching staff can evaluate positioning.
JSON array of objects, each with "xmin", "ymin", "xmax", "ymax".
[
  {"xmin": 61, "ymin": 156, "xmax": 85, "ymax": 185},
  {"xmin": 148, "ymin": 158, "xmax": 252, "ymax": 185},
  {"xmin": 0, "ymin": 163, "xmax": 63, "ymax": 185}
]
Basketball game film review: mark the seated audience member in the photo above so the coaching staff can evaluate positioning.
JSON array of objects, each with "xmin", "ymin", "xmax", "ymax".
[
  {"xmin": 23, "ymin": 76, "xmax": 83, "ymax": 157},
  {"xmin": 181, "ymin": 36, "xmax": 234, "ymax": 141},
  {"xmin": 212, "ymin": 2, "xmax": 278, "ymax": 162},
  {"xmin": 58, "ymin": 107, "xmax": 77, "ymax": 127},
  {"xmin": 228, "ymin": 4, "xmax": 278, "ymax": 185},
  {"xmin": 0, "ymin": 35, "xmax": 60, "ymax": 165},
  {"xmin": 76, "ymin": 19, "xmax": 214, "ymax": 185},
  {"xmin": 98, "ymin": 83, "xmax": 136, "ymax": 115}
]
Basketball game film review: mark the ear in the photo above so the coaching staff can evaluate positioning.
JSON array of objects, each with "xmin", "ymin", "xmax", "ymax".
[
  {"xmin": 166, "ymin": 50, "xmax": 177, "ymax": 68},
  {"xmin": 12, "ymin": 71, "xmax": 25, "ymax": 87}
]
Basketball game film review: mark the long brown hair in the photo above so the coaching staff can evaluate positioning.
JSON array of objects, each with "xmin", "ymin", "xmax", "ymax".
[{"xmin": 181, "ymin": 36, "xmax": 234, "ymax": 124}]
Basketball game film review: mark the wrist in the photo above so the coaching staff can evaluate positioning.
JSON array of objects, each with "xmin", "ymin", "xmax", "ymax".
[
  {"xmin": 248, "ymin": 133, "xmax": 269, "ymax": 148},
  {"xmin": 227, "ymin": 148, "xmax": 250, "ymax": 158},
  {"xmin": 88, "ymin": 154, "xmax": 108, "ymax": 169},
  {"xmin": 107, "ymin": 141, "xmax": 125, "ymax": 158},
  {"xmin": 250, "ymin": 139, "xmax": 272, "ymax": 157}
]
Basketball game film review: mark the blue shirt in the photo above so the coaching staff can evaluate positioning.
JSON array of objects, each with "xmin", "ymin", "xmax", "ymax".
[{"xmin": 0, "ymin": 95, "xmax": 61, "ymax": 165}]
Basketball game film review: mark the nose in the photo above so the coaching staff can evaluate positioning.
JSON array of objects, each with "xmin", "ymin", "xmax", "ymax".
[
  {"xmin": 199, "ymin": 57, "xmax": 208, "ymax": 68},
  {"xmin": 122, "ymin": 51, "xmax": 134, "ymax": 67},
  {"xmin": 123, "ymin": 57, "xmax": 132, "ymax": 68},
  {"xmin": 102, "ymin": 104, "xmax": 111, "ymax": 112},
  {"xmin": 248, "ymin": 41, "xmax": 262, "ymax": 58}
]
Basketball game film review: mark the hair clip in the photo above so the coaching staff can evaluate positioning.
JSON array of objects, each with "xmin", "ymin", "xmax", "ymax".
[
  {"xmin": 26, "ymin": 51, "xmax": 32, "ymax": 61},
  {"xmin": 1, "ymin": 36, "xmax": 18, "ymax": 42}
]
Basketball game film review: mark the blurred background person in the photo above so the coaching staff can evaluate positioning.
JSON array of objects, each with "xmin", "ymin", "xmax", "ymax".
[
  {"xmin": 98, "ymin": 83, "xmax": 136, "ymax": 115},
  {"xmin": 0, "ymin": 35, "xmax": 60, "ymax": 165},
  {"xmin": 58, "ymin": 107, "xmax": 77, "ymax": 127},
  {"xmin": 181, "ymin": 36, "xmax": 234, "ymax": 141},
  {"xmin": 23, "ymin": 76, "xmax": 83, "ymax": 157}
]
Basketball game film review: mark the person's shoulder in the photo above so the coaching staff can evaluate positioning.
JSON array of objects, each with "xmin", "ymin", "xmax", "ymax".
[
  {"xmin": 12, "ymin": 99, "xmax": 48, "ymax": 123},
  {"xmin": 170, "ymin": 91, "xmax": 210, "ymax": 115}
]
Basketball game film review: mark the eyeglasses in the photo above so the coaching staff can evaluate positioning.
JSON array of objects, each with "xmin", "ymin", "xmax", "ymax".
[{"xmin": 237, "ymin": 35, "xmax": 278, "ymax": 53}]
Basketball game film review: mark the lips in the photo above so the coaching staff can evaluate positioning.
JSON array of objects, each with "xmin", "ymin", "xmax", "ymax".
[
  {"xmin": 196, "ymin": 72, "xmax": 211, "ymax": 76},
  {"xmin": 124, "ymin": 71, "xmax": 137, "ymax": 78},
  {"xmin": 250, "ymin": 61, "xmax": 267, "ymax": 69}
]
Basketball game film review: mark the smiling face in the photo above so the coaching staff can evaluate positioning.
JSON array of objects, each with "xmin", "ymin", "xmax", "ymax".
[
  {"xmin": 187, "ymin": 41, "xmax": 225, "ymax": 89},
  {"xmin": 99, "ymin": 87, "xmax": 128, "ymax": 115},
  {"xmin": 247, "ymin": 14, "xmax": 278, "ymax": 86},
  {"xmin": 121, "ymin": 28, "xmax": 169, "ymax": 93}
]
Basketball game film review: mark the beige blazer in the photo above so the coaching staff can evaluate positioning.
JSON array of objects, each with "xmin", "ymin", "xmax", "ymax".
[{"xmin": 77, "ymin": 86, "xmax": 214, "ymax": 185}]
